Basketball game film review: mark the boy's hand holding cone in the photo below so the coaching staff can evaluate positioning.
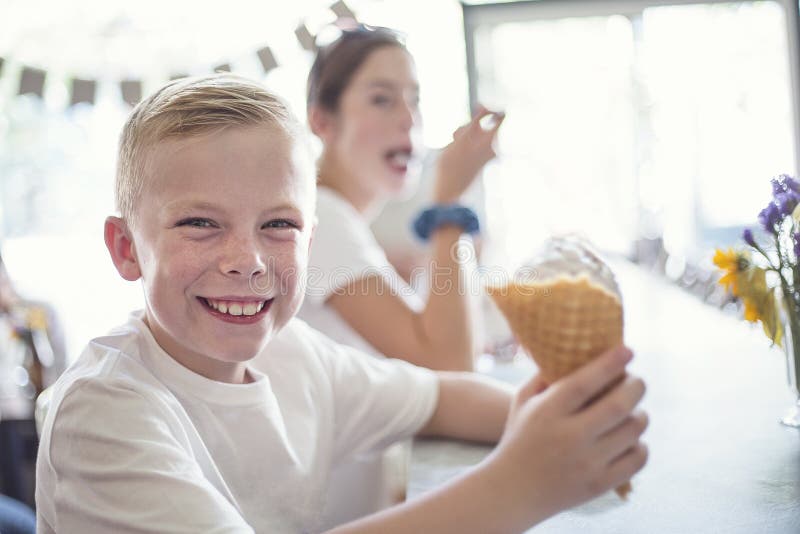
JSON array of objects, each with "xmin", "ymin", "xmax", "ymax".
[{"xmin": 488, "ymin": 236, "xmax": 638, "ymax": 499}]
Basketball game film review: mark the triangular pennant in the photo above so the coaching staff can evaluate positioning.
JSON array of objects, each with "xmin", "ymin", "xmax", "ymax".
[
  {"xmin": 295, "ymin": 23, "xmax": 316, "ymax": 52},
  {"xmin": 256, "ymin": 47, "xmax": 277, "ymax": 73},
  {"xmin": 120, "ymin": 79, "xmax": 142, "ymax": 106},
  {"xmin": 70, "ymin": 78, "xmax": 96, "ymax": 106},
  {"xmin": 19, "ymin": 67, "xmax": 46, "ymax": 97},
  {"xmin": 330, "ymin": 1, "xmax": 356, "ymax": 19}
]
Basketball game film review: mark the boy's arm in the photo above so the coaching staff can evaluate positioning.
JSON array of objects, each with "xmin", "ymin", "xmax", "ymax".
[
  {"xmin": 416, "ymin": 372, "xmax": 514, "ymax": 443},
  {"xmin": 330, "ymin": 346, "xmax": 649, "ymax": 534}
]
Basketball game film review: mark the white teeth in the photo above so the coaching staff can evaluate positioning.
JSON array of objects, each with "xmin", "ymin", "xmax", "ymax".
[
  {"xmin": 205, "ymin": 299, "xmax": 266, "ymax": 317},
  {"xmin": 388, "ymin": 152, "xmax": 410, "ymax": 166}
]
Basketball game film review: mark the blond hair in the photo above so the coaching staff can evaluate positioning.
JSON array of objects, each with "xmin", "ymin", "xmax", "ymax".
[{"xmin": 116, "ymin": 74, "xmax": 306, "ymax": 224}]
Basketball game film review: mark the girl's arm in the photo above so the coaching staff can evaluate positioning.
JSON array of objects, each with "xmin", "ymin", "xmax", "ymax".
[{"xmin": 328, "ymin": 108, "xmax": 504, "ymax": 371}]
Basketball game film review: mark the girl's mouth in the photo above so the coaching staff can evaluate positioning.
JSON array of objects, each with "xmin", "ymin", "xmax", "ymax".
[{"xmin": 385, "ymin": 148, "xmax": 412, "ymax": 173}]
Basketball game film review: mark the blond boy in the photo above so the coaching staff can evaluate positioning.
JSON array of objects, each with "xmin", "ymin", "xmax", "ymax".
[{"xmin": 35, "ymin": 75, "xmax": 647, "ymax": 533}]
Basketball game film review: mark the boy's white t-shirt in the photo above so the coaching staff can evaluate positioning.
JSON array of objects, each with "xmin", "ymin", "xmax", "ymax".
[
  {"xmin": 35, "ymin": 312, "xmax": 438, "ymax": 534},
  {"xmin": 297, "ymin": 186, "xmax": 427, "ymax": 525},
  {"xmin": 299, "ymin": 186, "xmax": 424, "ymax": 357}
]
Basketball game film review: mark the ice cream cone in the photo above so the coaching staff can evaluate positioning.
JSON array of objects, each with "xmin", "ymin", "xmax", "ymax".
[
  {"xmin": 487, "ymin": 276, "xmax": 623, "ymax": 384},
  {"xmin": 487, "ymin": 238, "xmax": 631, "ymax": 498}
]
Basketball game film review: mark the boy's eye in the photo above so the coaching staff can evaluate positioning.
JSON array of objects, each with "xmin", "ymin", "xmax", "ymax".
[
  {"xmin": 176, "ymin": 218, "xmax": 217, "ymax": 229},
  {"xmin": 263, "ymin": 219, "xmax": 299, "ymax": 230}
]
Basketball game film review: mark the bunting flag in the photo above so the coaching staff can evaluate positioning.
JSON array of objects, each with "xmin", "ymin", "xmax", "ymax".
[
  {"xmin": 70, "ymin": 78, "xmax": 97, "ymax": 106},
  {"xmin": 256, "ymin": 46, "xmax": 278, "ymax": 73},
  {"xmin": 19, "ymin": 67, "xmax": 46, "ymax": 97},
  {"xmin": 120, "ymin": 79, "xmax": 142, "ymax": 106},
  {"xmin": 2, "ymin": 5, "xmax": 354, "ymax": 109},
  {"xmin": 330, "ymin": 1, "xmax": 355, "ymax": 20},
  {"xmin": 295, "ymin": 23, "xmax": 316, "ymax": 52}
]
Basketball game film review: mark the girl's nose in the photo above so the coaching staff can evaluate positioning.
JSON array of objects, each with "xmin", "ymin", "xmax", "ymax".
[{"xmin": 398, "ymin": 95, "xmax": 419, "ymax": 131}]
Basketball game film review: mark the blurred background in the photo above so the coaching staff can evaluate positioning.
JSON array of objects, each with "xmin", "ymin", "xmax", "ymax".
[{"xmin": 0, "ymin": 0, "xmax": 798, "ymax": 362}]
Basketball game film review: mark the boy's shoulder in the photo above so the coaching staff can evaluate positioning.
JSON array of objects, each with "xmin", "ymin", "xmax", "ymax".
[
  {"xmin": 52, "ymin": 312, "xmax": 167, "ymax": 392},
  {"xmin": 40, "ymin": 313, "xmax": 182, "ymax": 438},
  {"xmin": 258, "ymin": 318, "xmax": 435, "ymax": 390}
]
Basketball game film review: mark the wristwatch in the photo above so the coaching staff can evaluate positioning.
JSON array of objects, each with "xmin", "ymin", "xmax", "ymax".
[{"xmin": 411, "ymin": 204, "xmax": 481, "ymax": 241}]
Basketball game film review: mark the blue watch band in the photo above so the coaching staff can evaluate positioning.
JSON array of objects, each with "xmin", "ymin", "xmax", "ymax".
[{"xmin": 412, "ymin": 204, "xmax": 481, "ymax": 241}]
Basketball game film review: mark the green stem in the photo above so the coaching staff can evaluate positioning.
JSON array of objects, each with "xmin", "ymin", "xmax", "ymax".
[{"xmin": 751, "ymin": 241, "xmax": 781, "ymax": 271}]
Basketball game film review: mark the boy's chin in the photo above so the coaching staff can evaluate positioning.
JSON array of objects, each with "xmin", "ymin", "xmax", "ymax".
[{"xmin": 223, "ymin": 338, "xmax": 272, "ymax": 363}]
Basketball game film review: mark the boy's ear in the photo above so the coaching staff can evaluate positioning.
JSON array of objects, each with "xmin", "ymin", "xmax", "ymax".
[
  {"xmin": 104, "ymin": 216, "xmax": 141, "ymax": 281},
  {"xmin": 308, "ymin": 105, "xmax": 335, "ymax": 141}
]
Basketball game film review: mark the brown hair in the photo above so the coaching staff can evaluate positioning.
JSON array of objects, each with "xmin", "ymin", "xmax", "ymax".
[
  {"xmin": 116, "ymin": 74, "xmax": 305, "ymax": 225},
  {"xmin": 307, "ymin": 26, "xmax": 406, "ymax": 113}
]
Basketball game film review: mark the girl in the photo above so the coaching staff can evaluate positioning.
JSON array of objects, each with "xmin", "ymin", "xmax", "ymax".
[
  {"xmin": 301, "ymin": 25, "xmax": 504, "ymax": 372},
  {"xmin": 300, "ymin": 24, "xmax": 505, "ymax": 527}
]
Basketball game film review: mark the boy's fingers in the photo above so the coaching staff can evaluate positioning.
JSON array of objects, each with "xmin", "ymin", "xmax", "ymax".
[
  {"xmin": 547, "ymin": 346, "xmax": 632, "ymax": 414},
  {"xmin": 516, "ymin": 373, "xmax": 549, "ymax": 404},
  {"xmin": 603, "ymin": 442, "xmax": 648, "ymax": 491},
  {"xmin": 595, "ymin": 411, "xmax": 649, "ymax": 462},
  {"xmin": 576, "ymin": 375, "xmax": 646, "ymax": 437}
]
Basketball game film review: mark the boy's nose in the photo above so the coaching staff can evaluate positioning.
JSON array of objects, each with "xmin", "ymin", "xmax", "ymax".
[{"xmin": 219, "ymin": 237, "xmax": 267, "ymax": 278}]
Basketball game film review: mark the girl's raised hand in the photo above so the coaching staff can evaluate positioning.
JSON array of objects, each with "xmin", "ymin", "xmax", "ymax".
[{"xmin": 433, "ymin": 105, "xmax": 505, "ymax": 204}]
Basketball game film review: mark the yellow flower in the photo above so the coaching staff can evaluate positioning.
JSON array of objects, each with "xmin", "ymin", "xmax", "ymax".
[
  {"xmin": 713, "ymin": 248, "xmax": 784, "ymax": 345},
  {"xmin": 713, "ymin": 247, "xmax": 750, "ymax": 295},
  {"xmin": 743, "ymin": 297, "xmax": 761, "ymax": 322}
]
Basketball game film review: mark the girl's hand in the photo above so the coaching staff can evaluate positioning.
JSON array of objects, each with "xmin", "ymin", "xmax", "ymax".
[{"xmin": 433, "ymin": 105, "xmax": 505, "ymax": 204}]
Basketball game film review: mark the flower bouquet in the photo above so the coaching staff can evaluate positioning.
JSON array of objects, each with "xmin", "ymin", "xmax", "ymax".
[{"xmin": 713, "ymin": 174, "xmax": 800, "ymax": 427}]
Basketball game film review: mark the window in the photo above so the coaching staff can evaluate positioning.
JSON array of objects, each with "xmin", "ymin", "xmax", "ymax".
[{"xmin": 463, "ymin": 0, "xmax": 800, "ymax": 271}]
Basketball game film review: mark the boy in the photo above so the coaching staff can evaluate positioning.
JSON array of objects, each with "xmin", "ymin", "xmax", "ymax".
[{"xmin": 35, "ymin": 75, "xmax": 647, "ymax": 533}]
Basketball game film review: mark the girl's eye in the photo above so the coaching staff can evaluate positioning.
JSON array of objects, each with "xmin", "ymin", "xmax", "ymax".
[
  {"xmin": 176, "ymin": 218, "xmax": 216, "ymax": 229},
  {"xmin": 264, "ymin": 219, "xmax": 299, "ymax": 230},
  {"xmin": 371, "ymin": 94, "xmax": 393, "ymax": 107}
]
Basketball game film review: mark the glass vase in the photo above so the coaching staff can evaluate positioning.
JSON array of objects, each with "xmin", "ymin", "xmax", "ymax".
[{"xmin": 780, "ymin": 301, "xmax": 800, "ymax": 428}]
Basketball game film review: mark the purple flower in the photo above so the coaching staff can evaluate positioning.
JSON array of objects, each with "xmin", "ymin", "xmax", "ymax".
[
  {"xmin": 742, "ymin": 228, "xmax": 756, "ymax": 248},
  {"xmin": 772, "ymin": 174, "xmax": 800, "ymax": 196},
  {"xmin": 776, "ymin": 191, "xmax": 800, "ymax": 217},
  {"xmin": 758, "ymin": 202, "xmax": 780, "ymax": 233},
  {"xmin": 794, "ymin": 232, "xmax": 800, "ymax": 258}
]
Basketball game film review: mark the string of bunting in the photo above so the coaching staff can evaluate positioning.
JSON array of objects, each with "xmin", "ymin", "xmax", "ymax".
[{"xmin": 2, "ymin": 1, "xmax": 355, "ymax": 109}]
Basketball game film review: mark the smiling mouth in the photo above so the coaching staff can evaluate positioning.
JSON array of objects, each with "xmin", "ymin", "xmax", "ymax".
[{"xmin": 199, "ymin": 297, "xmax": 273, "ymax": 318}]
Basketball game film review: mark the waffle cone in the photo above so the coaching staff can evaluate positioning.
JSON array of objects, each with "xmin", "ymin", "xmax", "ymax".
[{"xmin": 488, "ymin": 274, "xmax": 631, "ymax": 499}]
